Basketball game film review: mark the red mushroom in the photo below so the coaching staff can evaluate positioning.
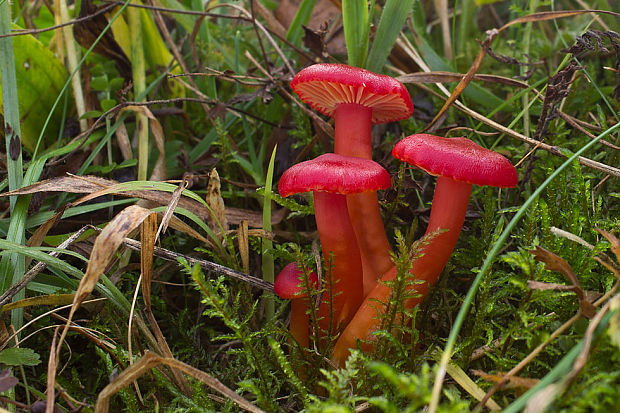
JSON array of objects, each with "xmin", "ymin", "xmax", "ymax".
[
  {"xmin": 274, "ymin": 263, "xmax": 319, "ymax": 347},
  {"xmin": 291, "ymin": 64, "xmax": 413, "ymax": 295},
  {"xmin": 279, "ymin": 153, "xmax": 391, "ymax": 338},
  {"xmin": 332, "ymin": 134, "xmax": 518, "ymax": 366}
]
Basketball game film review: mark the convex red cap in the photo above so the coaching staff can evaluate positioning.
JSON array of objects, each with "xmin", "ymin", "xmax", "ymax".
[
  {"xmin": 279, "ymin": 153, "xmax": 391, "ymax": 197},
  {"xmin": 291, "ymin": 64, "xmax": 413, "ymax": 124},
  {"xmin": 274, "ymin": 263, "xmax": 318, "ymax": 299},
  {"xmin": 392, "ymin": 134, "xmax": 518, "ymax": 188}
]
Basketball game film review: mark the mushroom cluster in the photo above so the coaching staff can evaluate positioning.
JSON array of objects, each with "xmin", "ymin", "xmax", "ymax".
[{"xmin": 274, "ymin": 64, "xmax": 518, "ymax": 367}]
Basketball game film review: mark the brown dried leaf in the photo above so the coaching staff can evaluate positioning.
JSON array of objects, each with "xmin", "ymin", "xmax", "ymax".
[
  {"xmin": 25, "ymin": 205, "xmax": 68, "ymax": 268},
  {"xmin": 141, "ymin": 213, "xmax": 157, "ymax": 311},
  {"xmin": 205, "ymin": 168, "xmax": 228, "ymax": 233},
  {"xmin": 76, "ymin": 205, "xmax": 155, "ymax": 308},
  {"xmin": 597, "ymin": 228, "xmax": 620, "ymax": 264},
  {"xmin": 238, "ymin": 220, "xmax": 250, "ymax": 274},
  {"xmin": 115, "ymin": 121, "xmax": 133, "ymax": 161},
  {"xmin": 530, "ymin": 246, "xmax": 579, "ymax": 286},
  {"xmin": 0, "ymin": 175, "xmax": 115, "ymax": 196},
  {"xmin": 530, "ymin": 246, "xmax": 596, "ymax": 318},
  {"xmin": 95, "ymin": 351, "xmax": 264, "ymax": 413}
]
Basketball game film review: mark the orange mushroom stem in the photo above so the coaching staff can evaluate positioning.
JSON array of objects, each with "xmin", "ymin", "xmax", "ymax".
[{"xmin": 332, "ymin": 134, "xmax": 518, "ymax": 366}]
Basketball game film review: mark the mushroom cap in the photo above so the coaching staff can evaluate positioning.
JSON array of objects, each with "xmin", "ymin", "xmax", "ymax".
[
  {"xmin": 291, "ymin": 63, "xmax": 413, "ymax": 124},
  {"xmin": 274, "ymin": 263, "xmax": 318, "ymax": 299},
  {"xmin": 278, "ymin": 153, "xmax": 391, "ymax": 197},
  {"xmin": 392, "ymin": 134, "xmax": 518, "ymax": 188}
]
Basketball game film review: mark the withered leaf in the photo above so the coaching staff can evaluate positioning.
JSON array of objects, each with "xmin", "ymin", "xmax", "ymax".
[
  {"xmin": 597, "ymin": 228, "xmax": 620, "ymax": 264},
  {"xmin": 530, "ymin": 246, "xmax": 596, "ymax": 318},
  {"xmin": 0, "ymin": 369, "xmax": 18, "ymax": 392},
  {"xmin": 205, "ymin": 168, "xmax": 228, "ymax": 233}
]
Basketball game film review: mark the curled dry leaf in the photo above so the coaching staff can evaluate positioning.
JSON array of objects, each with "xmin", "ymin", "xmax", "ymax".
[
  {"xmin": 530, "ymin": 246, "xmax": 596, "ymax": 318},
  {"xmin": 597, "ymin": 228, "xmax": 620, "ymax": 264},
  {"xmin": 205, "ymin": 168, "xmax": 228, "ymax": 233}
]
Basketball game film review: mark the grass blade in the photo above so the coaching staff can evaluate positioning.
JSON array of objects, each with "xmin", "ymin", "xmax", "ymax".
[
  {"xmin": 0, "ymin": 0, "xmax": 26, "ymax": 331},
  {"xmin": 261, "ymin": 146, "xmax": 277, "ymax": 320},
  {"xmin": 366, "ymin": 0, "xmax": 415, "ymax": 73},
  {"xmin": 342, "ymin": 0, "xmax": 369, "ymax": 67}
]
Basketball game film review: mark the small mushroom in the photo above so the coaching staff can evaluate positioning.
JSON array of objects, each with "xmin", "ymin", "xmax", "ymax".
[
  {"xmin": 291, "ymin": 64, "xmax": 413, "ymax": 294},
  {"xmin": 274, "ymin": 263, "xmax": 318, "ymax": 348},
  {"xmin": 279, "ymin": 153, "xmax": 391, "ymax": 337},
  {"xmin": 332, "ymin": 134, "xmax": 518, "ymax": 366}
]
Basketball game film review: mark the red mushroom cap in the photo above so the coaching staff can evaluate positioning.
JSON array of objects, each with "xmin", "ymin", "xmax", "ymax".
[
  {"xmin": 274, "ymin": 263, "xmax": 318, "ymax": 299},
  {"xmin": 392, "ymin": 134, "xmax": 518, "ymax": 188},
  {"xmin": 291, "ymin": 64, "xmax": 413, "ymax": 124},
  {"xmin": 278, "ymin": 153, "xmax": 391, "ymax": 198}
]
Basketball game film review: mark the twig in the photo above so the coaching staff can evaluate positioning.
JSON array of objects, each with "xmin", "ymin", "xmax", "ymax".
[{"xmin": 89, "ymin": 226, "xmax": 274, "ymax": 292}]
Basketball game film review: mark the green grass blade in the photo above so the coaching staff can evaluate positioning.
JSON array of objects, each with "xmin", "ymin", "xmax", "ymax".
[
  {"xmin": 0, "ymin": 0, "xmax": 26, "ymax": 330},
  {"xmin": 262, "ymin": 146, "xmax": 277, "ymax": 320},
  {"xmin": 366, "ymin": 0, "xmax": 415, "ymax": 73},
  {"xmin": 342, "ymin": 0, "xmax": 369, "ymax": 67},
  {"xmin": 428, "ymin": 121, "xmax": 620, "ymax": 411},
  {"xmin": 286, "ymin": 0, "xmax": 317, "ymax": 47}
]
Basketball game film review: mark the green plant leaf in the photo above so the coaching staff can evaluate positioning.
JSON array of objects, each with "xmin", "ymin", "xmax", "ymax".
[
  {"xmin": 0, "ymin": 25, "xmax": 68, "ymax": 152},
  {"xmin": 286, "ymin": 0, "xmax": 317, "ymax": 47},
  {"xmin": 0, "ymin": 347, "xmax": 41, "ymax": 366},
  {"xmin": 342, "ymin": 0, "xmax": 369, "ymax": 67}
]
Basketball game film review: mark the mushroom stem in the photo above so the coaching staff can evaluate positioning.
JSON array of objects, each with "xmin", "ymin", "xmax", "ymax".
[
  {"xmin": 290, "ymin": 298, "xmax": 310, "ymax": 348},
  {"xmin": 334, "ymin": 103, "xmax": 393, "ymax": 295},
  {"xmin": 331, "ymin": 176, "xmax": 472, "ymax": 366},
  {"xmin": 334, "ymin": 104, "xmax": 373, "ymax": 157},
  {"xmin": 313, "ymin": 191, "xmax": 364, "ymax": 337}
]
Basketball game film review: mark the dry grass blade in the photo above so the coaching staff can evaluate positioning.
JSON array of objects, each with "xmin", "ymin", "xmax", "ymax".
[
  {"xmin": 444, "ymin": 362, "xmax": 501, "ymax": 411},
  {"xmin": 115, "ymin": 121, "xmax": 133, "ymax": 160},
  {"xmin": 0, "ymin": 294, "xmax": 76, "ymax": 313},
  {"xmin": 156, "ymin": 177, "xmax": 189, "ymax": 239},
  {"xmin": 139, "ymin": 212, "xmax": 192, "ymax": 395},
  {"xmin": 497, "ymin": 10, "xmax": 620, "ymax": 33},
  {"xmin": 397, "ymin": 71, "xmax": 530, "ymax": 88},
  {"xmin": 471, "ymin": 370, "xmax": 540, "ymax": 391},
  {"xmin": 46, "ymin": 327, "xmax": 60, "ymax": 413},
  {"xmin": 0, "ymin": 175, "xmax": 113, "ymax": 196},
  {"xmin": 432, "ymin": 0, "xmax": 451, "ymax": 60},
  {"xmin": 94, "ymin": 351, "xmax": 265, "ymax": 413},
  {"xmin": 48, "ymin": 206, "xmax": 157, "ymax": 409},
  {"xmin": 530, "ymin": 246, "xmax": 595, "ymax": 317}
]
